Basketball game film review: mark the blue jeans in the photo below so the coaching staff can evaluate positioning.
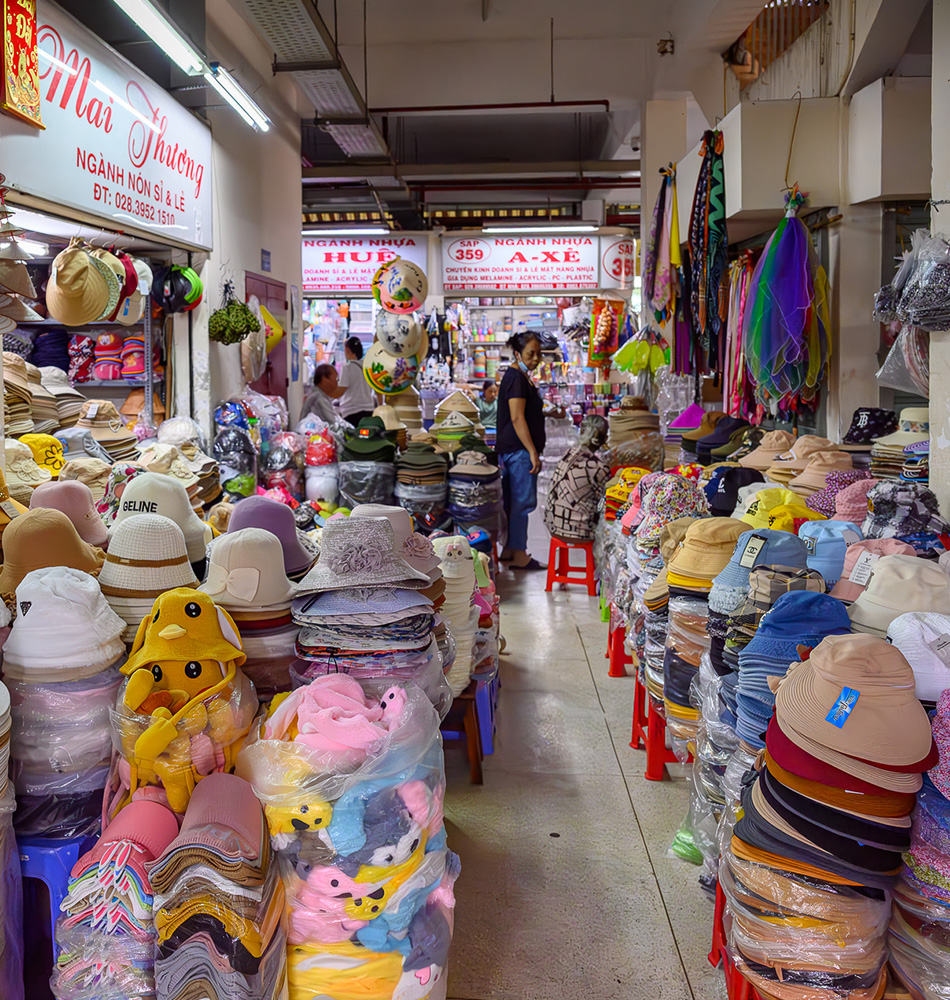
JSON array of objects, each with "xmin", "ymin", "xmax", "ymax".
[{"xmin": 501, "ymin": 448, "xmax": 538, "ymax": 551}]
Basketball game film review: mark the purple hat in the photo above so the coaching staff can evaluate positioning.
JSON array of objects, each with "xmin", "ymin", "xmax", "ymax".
[
  {"xmin": 227, "ymin": 495, "xmax": 312, "ymax": 574},
  {"xmin": 805, "ymin": 469, "xmax": 873, "ymax": 517}
]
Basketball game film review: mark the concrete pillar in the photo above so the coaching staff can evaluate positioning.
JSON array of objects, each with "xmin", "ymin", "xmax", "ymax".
[
  {"xmin": 930, "ymin": 0, "xmax": 950, "ymax": 511},
  {"xmin": 640, "ymin": 99, "xmax": 688, "ymax": 318}
]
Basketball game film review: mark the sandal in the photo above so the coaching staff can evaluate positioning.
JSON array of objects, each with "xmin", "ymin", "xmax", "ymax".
[{"xmin": 511, "ymin": 557, "xmax": 546, "ymax": 571}]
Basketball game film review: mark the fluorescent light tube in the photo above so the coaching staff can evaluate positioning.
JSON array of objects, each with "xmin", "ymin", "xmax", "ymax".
[
  {"xmin": 481, "ymin": 224, "xmax": 599, "ymax": 234},
  {"xmin": 301, "ymin": 227, "xmax": 390, "ymax": 236},
  {"xmin": 205, "ymin": 63, "xmax": 271, "ymax": 132},
  {"xmin": 106, "ymin": 0, "xmax": 206, "ymax": 76}
]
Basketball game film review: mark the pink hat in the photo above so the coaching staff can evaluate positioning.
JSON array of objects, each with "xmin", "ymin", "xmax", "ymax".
[
  {"xmin": 829, "ymin": 537, "xmax": 916, "ymax": 604},
  {"xmin": 834, "ymin": 478, "xmax": 879, "ymax": 523},
  {"xmin": 72, "ymin": 800, "xmax": 179, "ymax": 880},
  {"xmin": 29, "ymin": 479, "xmax": 108, "ymax": 546}
]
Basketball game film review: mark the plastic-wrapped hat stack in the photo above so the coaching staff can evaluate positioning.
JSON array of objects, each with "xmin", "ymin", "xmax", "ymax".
[
  {"xmin": 51, "ymin": 799, "xmax": 179, "ymax": 1000},
  {"xmin": 24, "ymin": 361, "xmax": 60, "ymax": 433},
  {"xmin": 227, "ymin": 494, "xmax": 315, "ymax": 582},
  {"xmin": 432, "ymin": 535, "xmax": 478, "ymax": 696},
  {"xmin": 75, "ymin": 399, "xmax": 139, "ymax": 462},
  {"xmin": 303, "ymin": 426, "xmax": 339, "ymax": 504},
  {"xmin": 448, "ymin": 450, "xmax": 503, "ymax": 538},
  {"xmin": 5, "ymin": 567, "xmax": 125, "ymax": 838},
  {"xmin": 199, "ymin": 527, "xmax": 296, "ymax": 698},
  {"xmin": 98, "ymin": 514, "xmax": 199, "ymax": 641},
  {"xmin": 145, "ymin": 774, "xmax": 287, "ymax": 1000},
  {"xmin": 236, "ymin": 670, "xmax": 458, "ymax": 1000},
  {"xmin": 606, "ymin": 397, "xmax": 664, "ymax": 471},
  {"xmin": 109, "ymin": 589, "xmax": 257, "ymax": 816},
  {"xmin": 395, "ymin": 440, "xmax": 448, "ymax": 520},
  {"xmin": 0, "ymin": 681, "xmax": 19, "ymax": 1000},
  {"xmin": 40, "ymin": 365, "xmax": 85, "ymax": 427},
  {"xmin": 2, "ymin": 351, "xmax": 33, "ymax": 435},
  {"xmin": 721, "ymin": 634, "xmax": 935, "ymax": 1000}
]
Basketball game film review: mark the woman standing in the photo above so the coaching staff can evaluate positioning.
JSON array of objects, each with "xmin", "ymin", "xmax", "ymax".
[
  {"xmin": 497, "ymin": 331, "xmax": 546, "ymax": 570},
  {"xmin": 337, "ymin": 336, "xmax": 377, "ymax": 425}
]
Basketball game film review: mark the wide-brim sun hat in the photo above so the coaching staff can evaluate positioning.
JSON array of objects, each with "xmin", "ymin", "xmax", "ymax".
[
  {"xmin": 887, "ymin": 612, "xmax": 950, "ymax": 702},
  {"xmin": 45, "ymin": 239, "xmax": 110, "ymax": 326},
  {"xmin": 349, "ymin": 502, "xmax": 443, "ymax": 575},
  {"xmin": 848, "ymin": 554, "xmax": 950, "ymax": 636},
  {"xmin": 227, "ymin": 495, "xmax": 313, "ymax": 575},
  {"xmin": 0, "ymin": 507, "xmax": 104, "ymax": 594}
]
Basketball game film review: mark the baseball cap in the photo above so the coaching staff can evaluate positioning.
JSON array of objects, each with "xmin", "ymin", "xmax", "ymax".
[
  {"xmin": 710, "ymin": 467, "xmax": 766, "ymax": 517},
  {"xmin": 739, "ymin": 488, "xmax": 801, "ymax": 529},
  {"xmin": 798, "ymin": 520, "xmax": 864, "ymax": 587},
  {"xmin": 766, "ymin": 503, "xmax": 827, "ymax": 534},
  {"xmin": 737, "ymin": 430, "xmax": 796, "ymax": 471}
]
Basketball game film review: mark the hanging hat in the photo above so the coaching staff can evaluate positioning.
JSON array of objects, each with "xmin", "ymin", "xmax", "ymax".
[
  {"xmin": 227, "ymin": 495, "xmax": 313, "ymax": 576},
  {"xmin": 45, "ymin": 239, "xmax": 110, "ymax": 326},
  {"xmin": 0, "ymin": 261, "xmax": 35, "ymax": 298},
  {"xmin": 0, "ymin": 294, "xmax": 42, "ymax": 323},
  {"xmin": 115, "ymin": 257, "xmax": 151, "ymax": 327},
  {"xmin": 111, "ymin": 472, "xmax": 210, "ymax": 563},
  {"xmin": 848, "ymin": 554, "xmax": 950, "ymax": 637},
  {"xmin": 363, "ymin": 341, "xmax": 419, "ymax": 394},
  {"xmin": 200, "ymin": 527, "xmax": 294, "ymax": 611},
  {"xmin": 295, "ymin": 516, "xmax": 429, "ymax": 593},
  {"xmin": 29, "ymin": 479, "xmax": 108, "ymax": 546},
  {"xmin": 374, "ymin": 258, "xmax": 427, "ymax": 314},
  {"xmin": 349, "ymin": 503, "xmax": 442, "ymax": 575},
  {"xmin": 0, "ymin": 507, "xmax": 104, "ymax": 594},
  {"xmin": 18, "ymin": 433, "xmax": 64, "ymax": 479}
]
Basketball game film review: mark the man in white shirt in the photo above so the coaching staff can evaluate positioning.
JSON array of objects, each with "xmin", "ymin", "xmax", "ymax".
[{"xmin": 299, "ymin": 364, "xmax": 339, "ymax": 426}]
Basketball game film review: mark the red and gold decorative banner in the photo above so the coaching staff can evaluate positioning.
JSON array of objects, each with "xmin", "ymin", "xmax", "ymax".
[{"xmin": 3, "ymin": 0, "xmax": 43, "ymax": 129}]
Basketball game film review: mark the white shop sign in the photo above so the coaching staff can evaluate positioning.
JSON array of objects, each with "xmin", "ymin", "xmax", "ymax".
[
  {"xmin": 441, "ymin": 233, "xmax": 635, "ymax": 291},
  {"xmin": 0, "ymin": 1, "xmax": 213, "ymax": 249},
  {"xmin": 302, "ymin": 235, "xmax": 428, "ymax": 293}
]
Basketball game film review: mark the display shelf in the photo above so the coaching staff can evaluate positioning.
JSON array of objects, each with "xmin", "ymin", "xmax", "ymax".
[
  {"xmin": 17, "ymin": 319, "xmax": 145, "ymax": 327},
  {"xmin": 72, "ymin": 378, "xmax": 164, "ymax": 388}
]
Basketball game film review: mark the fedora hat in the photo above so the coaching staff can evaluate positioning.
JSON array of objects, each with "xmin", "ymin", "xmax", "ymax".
[
  {"xmin": 111, "ymin": 472, "xmax": 210, "ymax": 563},
  {"xmin": 200, "ymin": 527, "xmax": 294, "ymax": 611},
  {"xmin": 349, "ymin": 503, "xmax": 442, "ymax": 575},
  {"xmin": 29, "ymin": 479, "xmax": 108, "ymax": 546},
  {"xmin": 295, "ymin": 515, "xmax": 429, "ymax": 594},
  {"xmin": 0, "ymin": 507, "xmax": 104, "ymax": 594},
  {"xmin": 45, "ymin": 239, "xmax": 110, "ymax": 326}
]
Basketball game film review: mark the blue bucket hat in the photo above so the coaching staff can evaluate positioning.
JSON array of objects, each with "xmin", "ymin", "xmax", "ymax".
[
  {"xmin": 742, "ymin": 590, "xmax": 851, "ymax": 661},
  {"xmin": 798, "ymin": 519, "xmax": 863, "ymax": 587},
  {"xmin": 711, "ymin": 528, "xmax": 809, "ymax": 594}
]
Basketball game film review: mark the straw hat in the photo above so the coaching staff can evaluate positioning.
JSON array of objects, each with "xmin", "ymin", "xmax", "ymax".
[
  {"xmin": 29, "ymin": 480, "xmax": 108, "ymax": 546},
  {"xmin": 0, "ymin": 507, "xmax": 104, "ymax": 594},
  {"xmin": 111, "ymin": 472, "xmax": 210, "ymax": 563},
  {"xmin": 199, "ymin": 527, "xmax": 294, "ymax": 611},
  {"xmin": 45, "ymin": 239, "xmax": 110, "ymax": 326},
  {"xmin": 0, "ymin": 261, "xmax": 35, "ymax": 298}
]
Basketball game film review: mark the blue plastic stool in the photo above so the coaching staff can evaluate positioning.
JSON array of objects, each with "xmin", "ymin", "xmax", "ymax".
[
  {"xmin": 18, "ymin": 834, "xmax": 96, "ymax": 957},
  {"xmin": 475, "ymin": 671, "xmax": 499, "ymax": 756}
]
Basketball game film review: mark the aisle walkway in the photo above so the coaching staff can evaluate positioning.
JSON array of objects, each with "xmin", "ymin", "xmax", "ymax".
[{"xmin": 445, "ymin": 537, "xmax": 723, "ymax": 1000}]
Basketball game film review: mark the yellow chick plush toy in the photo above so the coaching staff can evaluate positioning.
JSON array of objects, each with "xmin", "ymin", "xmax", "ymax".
[{"xmin": 117, "ymin": 588, "xmax": 256, "ymax": 813}]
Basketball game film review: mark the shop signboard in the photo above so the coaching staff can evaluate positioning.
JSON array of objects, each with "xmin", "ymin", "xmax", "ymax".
[
  {"xmin": 441, "ymin": 232, "xmax": 635, "ymax": 291},
  {"xmin": 2, "ymin": 0, "xmax": 43, "ymax": 129},
  {"xmin": 0, "ymin": 0, "xmax": 213, "ymax": 249},
  {"xmin": 302, "ymin": 234, "xmax": 428, "ymax": 293}
]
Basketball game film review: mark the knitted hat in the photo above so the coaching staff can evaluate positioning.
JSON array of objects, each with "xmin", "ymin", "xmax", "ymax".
[{"xmin": 112, "ymin": 472, "xmax": 210, "ymax": 563}]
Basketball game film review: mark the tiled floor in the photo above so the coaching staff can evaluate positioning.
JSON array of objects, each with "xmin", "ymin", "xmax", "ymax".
[{"xmin": 445, "ymin": 525, "xmax": 725, "ymax": 1000}]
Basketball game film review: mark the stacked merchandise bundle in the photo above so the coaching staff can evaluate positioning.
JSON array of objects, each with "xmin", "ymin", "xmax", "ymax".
[
  {"xmin": 447, "ymin": 451, "xmax": 503, "ymax": 539},
  {"xmin": 838, "ymin": 407, "xmax": 897, "ymax": 472},
  {"xmin": 760, "ymin": 436, "xmax": 840, "ymax": 488},
  {"xmin": 3, "ymin": 350, "xmax": 34, "ymax": 435},
  {"xmin": 50, "ymin": 800, "xmax": 178, "ymax": 1000},
  {"xmin": 901, "ymin": 441, "xmax": 929, "ymax": 483},
  {"xmin": 692, "ymin": 416, "xmax": 752, "ymax": 465},
  {"xmin": 680, "ymin": 412, "xmax": 725, "ymax": 460},
  {"xmin": 227, "ymin": 495, "xmax": 316, "ymax": 584},
  {"xmin": 723, "ymin": 634, "xmax": 934, "ymax": 1000},
  {"xmin": 395, "ymin": 441, "xmax": 449, "ymax": 523},
  {"xmin": 470, "ymin": 546, "xmax": 500, "ymax": 682},
  {"xmin": 291, "ymin": 508, "xmax": 451, "ymax": 715},
  {"xmin": 93, "ymin": 332, "xmax": 123, "ymax": 379},
  {"xmin": 120, "ymin": 334, "xmax": 147, "ymax": 382},
  {"xmin": 149, "ymin": 774, "xmax": 287, "ymax": 1000},
  {"xmin": 303, "ymin": 425, "xmax": 340, "ymax": 504},
  {"xmin": 433, "ymin": 390, "xmax": 479, "ymax": 428},
  {"xmin": 374, "ymin": 405, "xmax": 408, "ymax": 450},
  {"xmin": 339, "ymin": 416, "xmax": 398, "ymax": 508},
  {"xmin": 5, "ymin": 568, "xmax": 125, "ymax": 839},
  {"xmin": 40, "ymin": 366, "xmax": 85, "ymax": 427},
  {"xmin": 829, "ymin": 538, "xmax": 915, "ymax": 604},
  {"xmin": 106, "ymin": 589, "xmax": 259, "ymax": 819},
  {"xmin": 435, "ymin": 411, "xmax": 478, "ymax": 454},
  {"xmin": 237, "ymin": 672, "xmax": 459, "ymax": 1000},
  {"xmin": 75, "ymin": 399, "xmax": 139, "ymax": 462},
  {"xmin": 0, "ymin": 678, "xmax": 21, "ymax": 1000},
  {"xmin": 56, "ymin": 427, "xmax": 114, "ymax": 469},
  {"xmin": 666, "ymin": 404, "xmax": 705, "ymax": 466},
  {"xmin": 138, "ymin": 443, "xmax": 207, "ymax": 510},
  {"xmin": 69, "ymin": 335, "xmax": 95, "ymax": 383},
  {"xmin": 214, "ymin": 424, "xmax": 258, "ymax": 501},
  {"xmin": 432, "ymin": 535, "xmax": 480, "ymax": 697},
  {"xmin": 31, "ymin": 327, "xmax": 71, "ymax": 370},
  {"xmin": 847, "ymin": 554, "xmax": 950, "ymax": 637},
  {"xmin": 861, "ymin": 480, "xmax": 949, "ymax": 543},
  {"xmin": 25, "ymin": 362, "xmax": 60, "ymax": 433},
  {"xmin": 604, "ymin": 396, "xmax": 664, "ymax": 471},
  {"xmin": 391, "ymin": 384, "xmax": 424, "ymax": 433},
  {"xmin": 200, "ymin": 528, "xmax": 298, "ymax": 699},
  {"xmin": 870, "ymin": 408, "xmax": 928, "ymax": 482},
  {"xmin": 604, "ymin": 467, "xmax": 650, "ymax": 522}
]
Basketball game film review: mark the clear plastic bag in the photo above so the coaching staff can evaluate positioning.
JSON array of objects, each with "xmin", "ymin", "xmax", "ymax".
[
  {"xmin": 51, "ymin": 921, "xmax": 155, "ymax": 1000},
  {"xmin": 900, "ymin": 231, "xmax": 950, "ymax": 331},
  {"xmin": 339, "ymin": 461, "xmax": 396, "ymax": 508},
  {"xmin": 0, "ymin": 785, "xmax": 23, "ymax": 1000},
  {"xmin": 876, "ymin": 325, "xmax": 930, "ymax": 398}
]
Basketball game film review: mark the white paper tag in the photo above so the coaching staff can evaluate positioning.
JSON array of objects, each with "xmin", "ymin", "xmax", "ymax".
[
  {"xmin": 739, "ymin": 534, "xmax": 767, "ymax": 569},
  {"xmin": 85, "ymin": 403, "xmax": 99, "ymax": 419},
  {"xmin": 932, "ymin": 633, "xmax": 950, "ymax": 657},
  {"xmin": 0, "ymin": 501, "xmax": 19, "ymax": 519},
  {"xmin": 848, "ymin": 551, "xmax": 879, "ymax": 587}
]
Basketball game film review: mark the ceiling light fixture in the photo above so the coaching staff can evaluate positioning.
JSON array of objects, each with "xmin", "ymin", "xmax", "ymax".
[
  {"xmin": 205, "ymin": 63, "xmax": 271, "ymax": 132},
  {"xmin": 481, "ymin": 224, "xmax": 599, "ymax": 235},
  {"xmin": 105, "ymin": 0, "xmax": 206, "ymax": 75},
  {"xmin": 301, "ymin": 226, "xmax": 390, "ymax": 236}
]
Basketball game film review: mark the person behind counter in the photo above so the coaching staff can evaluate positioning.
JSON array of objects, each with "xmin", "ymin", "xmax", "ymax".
[
  {"xmin": 337, "ymin": 336, "xmax": 377, "ymax": 425},
  {"xmin": 497, "ymin": 331, "xmax": 546, "ymax": 571},
  {"xmin": 475, "ymin": 380, "xmax": 497, "ymax": 429},
  {"xmin": 299, "ymin": 363, "xmax": 339, "ymax": 426}
]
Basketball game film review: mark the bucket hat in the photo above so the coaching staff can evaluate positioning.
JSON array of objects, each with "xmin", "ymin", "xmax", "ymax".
[
  {"xmin": 788, "ymin": 451, "xmax": 854, "ymax": 495},
  {"xmin": 137, "ymin": 443, "xmax": 200, "ymax": 490},
  {"xmin": 0, "ymin": 507, "xmax": 104, "ymax": 594},
  {"xmin": 709, "ymin": 467, "xmax": 765, "ymax": 517},
  {"xmin": 886, "ymin": 613, "xmax": 950, "ymax": 703},
  {"xmin": 54, "ymin": 426, "xmax": 114, "ymax": 465},
  {"xmin": 775, "ymin": 633, "xmax": 934, "ymax": 768},
  {"xmin": 666, "ymin": 517, "xmax": 747, "ymax": 583},
  {"xmin": 199, "ymin": 528, "xmax": 294, "ymax": 610},
  {"xmin": 872, "ymin": 407, "xmax": 929, "ymax": 447},
  {"xmin": 635, "ymin": 476, "xmax": 709, "ymax": 547},
  {"xmin": 712, "ymin": 528, "xmax": 809, "ymax": 596},
  {"xmin": 737, "ymin": 430, "xmax": 796, "ymax": 471},
  {"xmin": 95, "ymin": 463, "xmax": 146, "ymax": 526},
  {"xmin": 59, "ymin": 457, "xmax": 113, "ymax": 504},
  {"xmin": 99, "ymin": 514, "xmax": 198, "ymax": 638},
  {"xmin": 832, "ymin": 477, "xmax": 878, "ymax": 523},
  {"xmin": 798, "ymin": 520, "xmax": 863, "ymax": 587},
  {"xmin": 1, "ymin": 566, "xmax": 125, "ymax": 680},
  {"xmin": 227, "ymin": 495, "xmax": 313, "ymax": 576},
  {"xmin": 805, "ymin": 470, "xmax": 874, "ymax": 518},
  {"xmin": 739, "ymin": 488, "xmax": 800, "ymax": 529},
  {"xmin": 18, "ymin": 433, "xmax": 65, "ymax": 479},
  {"xmin": 112, "ymin": 472, "xmax": 209, "ymax": 563},
  {"xmin": 862, "ymin": 482, "xmax": 948, "ymax": 539},
  {"xmin": 848, "ymin": 554, "xmax": 950, "ymax": 637},
  {"xmin": 450, "ymin": 450, "xmax": 498, "ymax": 479},
  {"xmin": 745, "ymin": 591, "xmax": 852, "ymax": 662},
  {"xmin": 4, "ymin": 438, "xmax": 51, "ymax": 504},
  {"xmin": 841, "ymin": 408, "xmax": 898, "ymax": 450},
  {"xmin": 295, "ymin": 516, "xmax": 429, "ymax": 594},
  {"xmin": 766, "ymin": 436, "xmax": 837, "ymax": 474},
  {"xmin": 29, "ymin": 480, "xmax": 108, "ymax": 546},
  {"xmin": 349, "ymin": 503, "xmax": 443, "ymax": 575},
  {"xmin": 45, "ymin": 239, "xmax": 110, "ymax": 326},
  {"xmin": 828, "ymin": 538, "xmax": 916, "ymax": 604}
]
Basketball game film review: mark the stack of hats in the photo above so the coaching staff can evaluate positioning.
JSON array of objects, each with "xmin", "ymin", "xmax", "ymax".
[
  {"xmin": 847, "ymin": 554, "xmax": 950, "ymax": 637},
  {"xmin": 666, "ymin": 404, "xmax": 706, "ymax": 463},
  {"xmin": 804, "ymin": 469, "xmax": 874, "ymax": 517},
  {"xmin": 737, "ymin": 429, "xmax": 796, "ymax": 472},
  {"xmin": 200, "ymin": 528, "xmax": 297, "ymax": 698},
  {"xmin": 435, "ymin": 410, "xmax": 478, "ymax": 453},
  {"xmin": 605, "ymin": 466, "xmax": 651, "ymax": 522},
  {"xmin": 900, "ymin": 439, "xmax": 929, "ymax": 483},
  {"xmin": 303, "ymin": 428, "xmax": 339, "ymax": 505},
  {"xmin": 51, "ymin": 800, "xmax": 178, "ymax": 1000},
  {"xmin": 787, "ymin": 450, "xmax": 853, "ymax": 498},
  {"xmin": 447, "ymin": 450, "xmax": 503, "ymax": 534},
  {"xmin": 432, "ymin": 534, "xmax": 479, "ymax": 696},
  {"xmin": 798, "ymin": 519, "xmax": 864, "ymax": 587},
  {"xmin": 693, "ymin": 416, "xmax": 751, "ymax": 464},
  {"xmin": 833, "ymin": 476, "xmax": 878, "ymax": 522},
  {"xmin": 373, "ymin": 403, "xmax": 407, "ymax": 449},
  {"xmin": 148, "ymin": 774, "xmax": 286, "ymax": 1000},
  {"xmin": 870, "ymin": 407, "xmax": 928, "ymax": 481},
  {"xmin": 120, "ymin": 388, "xmax": 165, "ymax": 428},
  {"xmin": 0, "ymin": 507, "xmax": 104, "ymax": 594},
  {"xmin": 2, "ymin": 350, "xmax": 33, "ymax": 434},
  {"xmin": 59, "ymin": 456, "xmax": 113, "ymax": 505},
  {"xmin": 93, "ymin": 331, "xmax": 124, "ymax": 380},
  {"xmin": 75, "ymin": 399, "xmax": 139, "ymax": 462},
  {"xmin": 179, "ymin": 441, "xmax": 222, "ymax": 506},
  {"xmin": 395, "ymin": 440, "xmax": 448, "ymax": 520},
  {"xmin": 829, "ymin": 538, "xmax": 916, "ymax": 604},
  {"xmin": 735, "ymin": 591, "xmax": 850, "ymax": 750},
  {"xmin": 861, "ymin": 481, "xmax": 949, "ymax": 540},
  {"xmin": 840, "ymin": 407, "xmax": 898, "ymax": 462},
  {"xmin": 606, "ymin": 397, "xmax": 664, "ymax": 470},
  {"xmin": 763, "ymin": 435, "xmax": 837, "ymax": 486},
  {"xmin": 119, "ymin": 333, "xmax": 147, "ymax": 382},
  {"xmin": 5, "ymin": 567, "xmax": 125, "ymax": 838},
  {"xmin": 707, "ymin": 468, "xmax": 765, "ymax": 517},
  {"xmin": 665, "ymin": 518, "xmax": 747, "ymax": 598},
  {"xmin": 227, "ymin": 495, "xmax": 315, "ymax": 583},
  {"xmin": 29, "ymin": 480, "xmax": 108, "ymax": 547},
  {"xmin": 24, "ymin": 362, "xmax": 60, "ymax": 433},
  {"xmin": 137, "ymin": 443, "xmax": 203, "ymax": 507},
  {"xmin": 68, "ymin": 334, "xmax": 95, "ymax": 382},
  {"xmin": 40, "ymin": 365, "xmax": 85, "ymax": 426},
  {"xmin": 56, "ymin": 426, "xmax": 114, "ymax": 466},
  {"xmin": 390, "ymin": 384, "xmax": 424, "ymax": 432},
  {"xmin": 98, "ymin": 514, "xmax": 199, "ymax": 641},
  {"xmin": 341, "ymin": 416, "xmax": 397, "ymax": 464},
  {"xmin": 738, "ymin": 487, "xmax": 802, "ymax": 529},
  {"xmin": 680, "ymin": 411, "xmax": 725, "ymax": 456},
  {"xmin": 434, "ymin": 389, "xmax": 479, "ymax": 426},
  {"xmin": 724, "ymin": 633, "xmax": 934, "ymax": 1000},
  {"xmin": 3, "ymin": 438, "xmax": 49, "ymax": 504},
  {"xmin": 31, "ymin": 327, "xmax": 71, "ymax": 370}
]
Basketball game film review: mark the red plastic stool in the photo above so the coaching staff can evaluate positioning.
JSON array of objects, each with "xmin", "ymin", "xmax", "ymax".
[
  {"xmin": 644, "ymin": 697, "xmax": 686, "ymax": 781},
  {"xmin": 544, "ymin": 537, "xmax": 597, "ymax": 596},
  {"xmin": 710, "ymin": 880, "xmax": 765, "ymax": 1000},
  {"xmin": 607, "ymin": 619, "xmax": 632, "ymax": 678},
  {"xmin": 629, "ymin": 672, "xmax": 647, "ymax": 749}
]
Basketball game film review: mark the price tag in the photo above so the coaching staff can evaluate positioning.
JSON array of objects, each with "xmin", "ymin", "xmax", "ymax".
[
  {"xmin": 0, "ymin": 501, "xmax": 20, "ymax": 519},
  {"xmin": 848, "ymin": 551, "xmax": 879, "ymax": 587},
  {"xmin": 930, "ymin": 633, "xmax": 950, "ymax": 661},
  {"xmin": 85, "ymin": 403, "xmax": 99, "ymax": 419},
  {"xmin": 739, "ymin": 534, "xmax": 768, "ymax": 569}
]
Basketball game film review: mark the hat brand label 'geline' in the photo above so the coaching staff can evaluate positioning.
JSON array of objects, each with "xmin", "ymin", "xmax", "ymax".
[{"xmin": 122, "ymin": 500, "xmax": 158, "ymax": 513}]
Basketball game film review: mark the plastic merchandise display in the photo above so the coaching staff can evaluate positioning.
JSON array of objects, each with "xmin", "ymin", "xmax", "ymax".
[
  {"xmin": 0, "ymin": 785, "xmax": 23, "ymax": 1000},
  {"xmin": 394, "ymin": 481, "xmax": 448, "ymax": 525},
  {"xmin": 236, "ymin": 675, "xmax": 459, "ymax": 1000},
  {"xmin": 213, "ymin": 425, "xmax": 258, "ymax": 500},
  {"xmin": 339, "ymin": 460, "xmax": 396, "ymax": 508},
  {"xmin": 876, "ymin": 325, "xmax": 930, "ymax": 399}
]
